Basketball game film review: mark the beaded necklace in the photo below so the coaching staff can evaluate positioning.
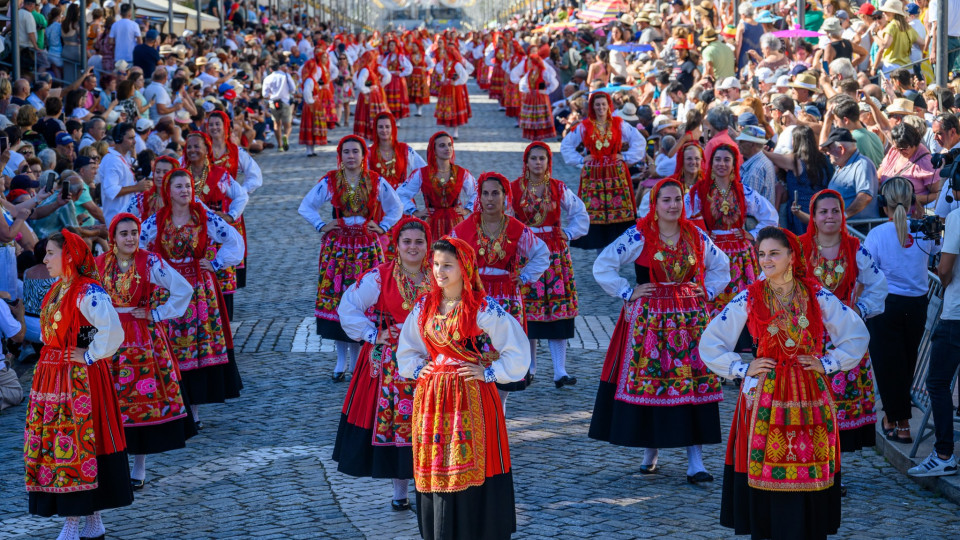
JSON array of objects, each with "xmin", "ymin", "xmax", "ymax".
[{"xmin": 393, "ymin": 263, "xmax": 428, "ymax": 311}]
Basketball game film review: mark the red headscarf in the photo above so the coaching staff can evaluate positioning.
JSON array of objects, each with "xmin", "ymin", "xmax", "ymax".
[
  {"xmin": 418, "ymin": 236, "xmax": 487, "ymax": 339},
  {"xmin": 695, "ymin": 142, "xmax": 747, "ymax": 229},
  {"xmin": 324, "ymin": 135, "xmax": 381, "ymax": 220},
  {"xmin": 474, "ymin": 171, "xmax": 512, "ymax": 214},
  {"xmin": 154, "ymin": 168, "xmax": 208, "ymax": 259},
  {"xmin": 205, "ymin": 110, "xmax": 239, "ymax": 173},
  {"xmin": 638, "ymin": 178, "xmax": 707, "ymax": 288},
  {"xmin": 387, "ymin": 215, "xmax": 433, "ymax": 268},
  {"xmin": 524, "ymin": 51, "xmax": 546, "ymax": 87},
  {"xmin": 746, "ymin": 228, "xmax": 826, "ymax": 355},
  {"xmin": 369, "ymin": 111, "xmax": 408, "ymax": 185},
  {"xmin": 668, "ymin": 140, "xmax": 706, "ymax": 188},
  {"xmin": 798, "ymin": 189, "xmax": 860, "ymax": 302},
  {"xmin": 183, "ymin": 130, "xmax": 216, "ymax": 168},
  {"xmin": 426, "ymin": 131, "xmax": 455, "ymax": 179},
  {"xmin": 139, "ymin": 155, "xmax": 180, "ymax": 217},
  {"xmin": 42, "ymin": 229, "xmax": 103, "ymax": 346},
  {"xmin": 97, "ymin": 213, "xmax": 149, "ymax": 302}
]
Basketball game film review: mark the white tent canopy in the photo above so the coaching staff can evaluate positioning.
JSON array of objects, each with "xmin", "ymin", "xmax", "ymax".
[{"xmin": 131, "ymin": 0, "xmax": 221, "ymax": 34}]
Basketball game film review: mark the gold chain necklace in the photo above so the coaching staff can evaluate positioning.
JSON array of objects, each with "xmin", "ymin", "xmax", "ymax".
[{"xmin": 477, "ymin": 215, "xmax": 507, "ymax": 260}]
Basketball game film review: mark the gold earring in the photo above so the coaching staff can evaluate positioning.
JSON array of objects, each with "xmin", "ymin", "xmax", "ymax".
[{"xmin": 785, "ymin": 264, "xmax": 794, "ymax": 282}]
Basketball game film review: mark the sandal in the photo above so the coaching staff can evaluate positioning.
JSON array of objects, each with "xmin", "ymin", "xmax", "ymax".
[
  {"xmin": 894, "ymin": 426, "xmax": 913, "ymax": 444},
  {"xmin": 882, "ymin": 418, "xmax": 898, "ymax": 441}
]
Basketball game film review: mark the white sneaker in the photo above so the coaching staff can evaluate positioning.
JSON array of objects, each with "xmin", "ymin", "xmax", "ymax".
[{"xmin": 907, "ymin": 451, "xmax": 959, "ymax": 477}]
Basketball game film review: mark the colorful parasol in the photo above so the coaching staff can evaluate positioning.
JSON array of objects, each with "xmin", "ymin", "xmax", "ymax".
[{"xmin": 579, "ymin": 0, "xmax": 628, "ymax": 22}]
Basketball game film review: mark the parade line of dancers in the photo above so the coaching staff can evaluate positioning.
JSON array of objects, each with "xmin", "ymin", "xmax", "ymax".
[{"xmin": 23, "ymin": 31, "xmax": 891, "ymax": 540}]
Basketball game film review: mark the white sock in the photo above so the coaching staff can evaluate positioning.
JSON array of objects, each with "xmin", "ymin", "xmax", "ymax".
[
  {"xmin": 190, "ymin": 404, "xmax": 200, "ymax": 422},
  {"xmin": 335, "ymin": 341, "xmax": 350, "ymax": 372},
  {"xmin": 498, "ymin": 389, "xmax": 509, "ymax": 415},
  {"xmin": 131, "ymin": 454, "xmax": 146, "ymax": 481},
  {"xmin": 392, "ymin": 478, "xmax": 409, "ymax": 500},
  {"xmin": 642, "ymin": 448, "xmax": 659, "ymax": 467},
  {"xmin": 79, "ymin": 512, "xmax": 104, "ymax": 539},
  {"xmin": 347, "ymin": 343, "xmax": 362, "ymax": 372},
  {"xmin": 549, "ymin": 339, "xmax": 568, "ymax": 380},
  {"xmin": 528, "ymin": 340, "xmax": 538, "ymax": 375},
  {"xmin": 417, "ymin": 106, "xmax": 423, "ymax": 115},
  {"xmin": 452, "ymin": 127, "xmax": 459, "ymax": 138},
  {"xmin": 686, "ymin": 445, "xmax": 706, "ymax": 476},
  {"xmin": 57, "ymin": 517, "xmax": 81, "ymax": 540}
]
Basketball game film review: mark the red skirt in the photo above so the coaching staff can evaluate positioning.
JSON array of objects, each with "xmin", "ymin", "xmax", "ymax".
[
  {"xmin": 477, "ymin": 61, "xmax": 491, "ymax": 89},
  {"xmin": 429, "ymin": 72, "xmax": 441, "ymax": 97},
  {"xmin": 435, "ymin": 83, "xmax": 470, "ymax": 127},
  {"xmin": 409, "ymin": 70, "xmax": 430, "ymax": 105},
  {"xmin": 503, "ymin": 81, "xmax": 521, "ymax": 117},
  {"xmin": 707, "ymin": 233, "xmax": 759, "ymax": 317},
  {"xmin": 519, "ymin": 91, "xmax": 556, "ymax": 141},
  {"xmin": 521, "ymin": 229, "xmax": 577, "ymax": 323},
  {"xmin": 319, "ymin": 86, "xmax": 339, "ymax": 124},
  {"xmin": 299, "ymin": 101, "xmax": 328, "ymax": 146},
  {"xmin": 384, "ymin": 76, "xmax": 410, "ymax": 119},
  {"xmin": 489, "ymin": 65, "xmax": 506, "ymax": 101},
  {"xmin": 427, "ymin": 206, "xmax": 465, "ymax": 239},
  {"xmin": 354, "ymin": 87, "xmax": 390, "ymax": 141}
]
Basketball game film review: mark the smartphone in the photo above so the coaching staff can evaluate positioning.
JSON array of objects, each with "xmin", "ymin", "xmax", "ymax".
[
  {"xmin": 45, "ymin": 173, "xmax": 56, "ymax": 193},
  {"xmin": 61, "ymin": 181, "xmax": 71, "ymax": 200},
  {"xmin": 794, "ymin": 190, "xmax": 799, "ymax": 206},
  {"xmin": 0, "ymin": 136, "xmax": 7, "ymax": 154},
  {"xmin": 111, "ymin": 90, "xmax": 117, "ymax": 101}
]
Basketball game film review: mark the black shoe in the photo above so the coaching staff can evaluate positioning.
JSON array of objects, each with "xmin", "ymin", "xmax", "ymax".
[
  {"xmin": 524, "ymin": 372, "xmax": 535, "ymax": 387},
  {"xmin": 554, "ymin": 375, "xmax": 577, "ymax": 388},
  {"xmin": 687, "ymin": 471, "xmax": 714, "ymax": 484},
  {"xmin": 80, "ymin": 535, "xmax": 105, "ymax": 540},
  {"xmin": 638, "ymin": 464, "xmax": 658, "ymax": 475},
  {"xmin": 131, "ymin": 478, "xmax": 145, "ymax": 490},
  {"xmin": 307, "ymin": 152, "xmax": 317, "ymax": 157},
  {"xmin": 331, "ymin": 372, "xmax": 346, "ymax": 382},
  {"xmin": 391, "ymin": 498, "xmax": 411, "ymax": 511},
  {"xmin": 840, "ymin": 485, "xmax": 847, "ymax": 497},
  {"xmin": 195, "ymin": 420, "xmax": 204, "ymax": 431}
]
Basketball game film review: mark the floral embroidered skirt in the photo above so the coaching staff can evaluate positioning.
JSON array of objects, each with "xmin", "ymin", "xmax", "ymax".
[
  {"xmin": 519, "ymin": 92, "xmax": 556, "ymax": 141},
  {"xmin": 409, "ymin": 71, "xmax": 430, "ymax": 105},
  {"xmin": 168, "ymin": 260, "xmax": 242, "ymax": 405},
  {"xmin": 477, "ymin": 62, "xmax": 491, "ymax": 89},
  {"xmin": 25, "ymin": 349, "xmax": 134, "ymax": 517},
  {"xmin": 333, "ymin": 342, "xmax": 415, "ymax": 479},
  {"xmin": 707, "ymin": 233, "xmax": 759, "ymax": 318},
  {"xmin": 427, "ymin": 207, "xmax": 465, "ymax": 239},
  {"xmin": 522, "ymin": 230, "xmax": 577, "ymax": 339},
  {"xmin": 354, "ymin": 87, "xmax": 390, "ymax": 141},
  {"xmin": 489, "ymin": 65, "xmax": 505, "ymax": 101},
  {"xmin": 316, "ymin": 225, "xmax": 384, "ymax": 341},
  {"xmin": 589, "ymin": 285, "xmax": 722, "ymax": 448},
  {"xmin": 429, "ymin": 71, "xmax": 441, "ymax": 96},
  {"xmin": 829, "ymin": 353, "xmax": 877, "ymax": 452},
  {"xmin": 384, "ymin": 76, "xmax": 410, "ymax": 119},
  {"xmin": 319, "ymin": 87, "xmax": 339, "ymax": 124},
  {"xmin": 571, "ymin": 157, "xmax": 635, "ymax": 250},
  {"xmin": 503, "ymin": 81, "xmax": 521, "ymax": 117},
  {"xmin": 480, "ymin": 275, "xmax": 531, "ymax": 392},
  {"xmin": 720, "ymin": 390, "xmax": 841, "ymax": 538},
  {"xmin": 299, "ymin": 101, "xmax": 329, "ymax": 147},
  {"xmin": 412, "ymin": 361, "xmax": 516, "ymax": 540},
  {"xmin": 435, "ymin": 83, "xmax": 471, "ymax": 127},
  {"xmin": 111, "ymin": 313, "xmax": 195, "ymax": 455}
]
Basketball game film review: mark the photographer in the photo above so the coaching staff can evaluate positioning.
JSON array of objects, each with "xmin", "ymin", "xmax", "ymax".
[
  {"xmin": 910, "ymin": 168, "xmax": 960, "ymax": 477},
  {"xmin": 261, "ymin": 62, "xmax": 297, "ymax": 152},
  {"xmin": 933, "ymin": 114, "xmax": 960, "ymax": 218},
  {"xmin": 866, "ymin": 177, "xmax": 940, "ymax": 445}
]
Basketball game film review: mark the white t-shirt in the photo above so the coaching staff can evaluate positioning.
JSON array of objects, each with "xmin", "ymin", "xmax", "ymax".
[
  {"xmin": 864, "ymin": 222, "xmax": 939, "ymax": 297},
  {"xmin": 109, "ymin": 18, "xmax": 141, "ymax": 63},
  {"xmin": 18, "ymin": 9, "xmax": 37, "ymax": 49},
  {"xmin": 941, "ymin": 208, "xmax": 960, "ymax": 320},
  {"xmin": 143, "ymin": 82, "xmax": 171, "ymax": 121},
  {"xmin": 929, "ymin": 0, "xmax": 960, "ymax": 37}
]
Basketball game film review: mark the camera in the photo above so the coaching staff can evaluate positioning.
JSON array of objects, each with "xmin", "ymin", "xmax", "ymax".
[
  {"xmin": 909, "ymin": 215, "xmax": 945, "ymax": 242},
  {"xmin": 934, "ymin": 148, "xmax": 960, "ymax": 205}
]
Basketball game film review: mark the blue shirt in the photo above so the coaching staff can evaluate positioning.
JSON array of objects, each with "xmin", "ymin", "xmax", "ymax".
[{"xmin": 828, "ymin": 151, "xmax": 880, "ymax": 220}]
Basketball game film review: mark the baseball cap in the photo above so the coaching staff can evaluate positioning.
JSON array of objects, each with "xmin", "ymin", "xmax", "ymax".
[
  {"xmin": 738, "ymin": 111, "xmax": 759, "ymax": 127},
  {"xmin": 775, "ymin": 75, "xmax": 791, "ymax": 88},
  {"xmin": 75, "ymin": 155, "xmax": 96, "ymax": 170},
  {"xmin": 819, "ymin": 127, "xmax": 855, "ymax": 147},
  {"xmin": 755, "ymin": 67, "xmax": 777, "ymax": 84},
  {"xmin": 857, "ymin": 3, "xmax": 876, "ymax": 16},
  {"xmin": 55, "ymin": 132, "xmax": 75, "ymax": 146},
  {"xmin": 836, "ymin": 10, "xmax": 849, "ymax": 20},
  {"xmin": 145, "ymin": 29, "xmax": 159, "ymax": 41},
  {"xmin": 755, "ymin": 10, "xmax": 782, "ymax": 24},
  {"xmin": 718, "ymin": 77, "xmax": 741, "ymax": 90},
  {"xmin": 11, "ymin": 174, "xmax": 39, "ymax": 190},
  {"xmin": 736, "ymin": 125, "xmax": 768, "ymax": 144},
  {"xmin": 905, "ymin": 3, "xmax": 920, "ymax": 15},
  {"xmin": 135, "ymin": 118, "xmax": 154, "ymax": 134}
]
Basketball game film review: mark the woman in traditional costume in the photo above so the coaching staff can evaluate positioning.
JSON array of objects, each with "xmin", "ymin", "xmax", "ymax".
[
  {"xmin": 512, "ymin": 52, "xmax": 558, "ymax": 141},
  {"xmin": 476, "ymin": 34, "xmax": 493, "ymax": 90},
  {"xmin": 486, "ymin": 35, "xmax": 507, "ymax": 105},
  {"xmin": 407, "ymin": 41, "xmax": 433, "ymax": 117},
  {"xmin": 299, "ymin": 135, "xmax": 402, "ymax": 381},
  {"xmin": 207, "ymin": 110, "xmax": 262, "ymax": 290},
  {"xmin": 124, "ymin": 155, "xmax": 179, "ymax": 220},
  {"xmin": 25, "ymin": 229, "xmax": 130, "ymax": 540},
  {"xmin": 638, "ymin": 140, "xmax": 705, "ymax": 224},
  {"xmin": 451, "ymin": 172, "xmax": 549, "ymax": 406},
  {"xmin": 799, "ymin": 190, "xmax": 886, "ymax": 458},
  {"xmin": 381, "ymin": 38, "xmax": 413, "ymax": 122},
  {"xmin": 434, "ymin": 45, "xmax": 470, "ymax": 139},
  {"xmin": 397, "ymin": 237, "xmax": 529, "ymax": 540},
  {"xmin": 511, "ymin": 142, "xmax": 588, "ymax": 387},
  {"xmin": 560, "ymin": 91, "xmax": 646, "ymax": 250},
  {"xmin": 397, "ymin": 131, "xmax": 476, "ymax": 238},
  {"xmin": 353, "ymin": 51, "xmax": 392, "ymax": 141},
  {"xmin": 95, "ymin": 213, "xmax": 195, "ymax": 490},
  {"xmin": 502, "ymin": 40, "xmax": 524, "ymax": 122},
  {"xmin": 690, "ymin": 143, "xmax": 778, "ymax": 318},
  {"xmin": 300, "ymin": 57, "xmax": 331, "ymax": 155},
  {"xmin": 590, "ymin": 179, "xmax": 731, "ymax": 481},
  {"xmin": 333, "ymin": 217, "xmax": 431, "ymax": 512},
  {"xmin": 699, "ymin": 226, "xmax": 870, "ymax": 540},
  {"xmin": 140, "ymin": 169, "xmax": 245, "ymax": 427},
  {"xmin": 368, "ymin": 112, "xmax": 427, "ymax": 191},
  {"xmin": 182, "ymin": 131, "xmax": 249, "ymax": 319}
]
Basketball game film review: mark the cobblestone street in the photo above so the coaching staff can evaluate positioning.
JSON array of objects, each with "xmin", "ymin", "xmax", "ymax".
[{"xmin": 1, "ymin": 84, "xmax": 958, "ymax": 539}]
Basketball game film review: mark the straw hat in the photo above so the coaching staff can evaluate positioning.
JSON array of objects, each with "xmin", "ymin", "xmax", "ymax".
[
  {"xmin": 701, "ymin": 27, "xmax": 719, "ymax": 43},
  {"xmin": 820, "ymin": 17, "xmax": 842, "ymax": 35},
  {"xmin": 879, "ymin": 0, "xmax": 907, "ymax": 17},
  {"xmin": 196, "ymin": 56, "xmax": 208, "ymax": 67},
  {"xmin": 789, "ymin": 73, "xmax": 818, "ymax": 91},
  {"xmin": 159, "ymin": 45, "xmax": 175, "ymax": 56},
  {"xmin": 620, "ymin": 13, "xmax": 635, "ymax": 25},
  {"xmin": 886, "ymin": 97, "xmax": 916, "ymax": 116},
  {"xmin": 617, "ymin": 102, "xmax": 639, "ymax": 122},
  {"xmin": 115, "ymin": 59, "xmax": 129, "ymax": 72}
]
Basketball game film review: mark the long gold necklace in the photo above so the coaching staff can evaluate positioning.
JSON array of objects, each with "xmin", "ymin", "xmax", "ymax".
[
  {"xmin": 393, "ymin": 263, "xmax": 426, "ymax": 311},
  {"xmin": 764, "ymin": 281, "xmax": 810, "ymax": 348},
  {"xmin": 477, "ymin": 215, "xmax": 507, "ymax": 260},
  {"xmin": 592, "ymin": 120, "xmax": 612, "ymax": 150},
  {"xmin": 340, "ymin": 170, "xmax": 365, "ymax": 213},
  {"xmin": 521, "ymin": 173, "xmax": 551, "ymax": 226}
]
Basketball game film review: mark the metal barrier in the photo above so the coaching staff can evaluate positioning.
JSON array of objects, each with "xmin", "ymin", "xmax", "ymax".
[{"xmin": 846, "ymin": 223, "xmax": 960, "ymax": 459}]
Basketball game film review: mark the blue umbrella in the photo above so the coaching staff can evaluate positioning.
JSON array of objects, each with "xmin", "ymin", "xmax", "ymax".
[
  {"xmin": 606, "ymin": 43, "xmax": 656, "ymax": 54},
  {"xmin": 751, "ymin": 0, "xmax": 782, "ymax": 8},
  {"xmin": 594, "ymin": 84, "xmax": 636, "ymax": 94}
]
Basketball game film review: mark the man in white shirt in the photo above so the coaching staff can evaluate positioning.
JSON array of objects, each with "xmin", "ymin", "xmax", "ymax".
[
  {"xmin": 929, "ymin": 0, "xmax": 960, "ymax": 73},
  {"xmin": 297, "ymin": 33, "xmax": 313, "ymax": 58},
  {"xmin": 109, "ymin": 4, "xmax": 142, "ymax": 64},
  {"xmin": 142, "ymin": 68, "xmax": 179, "ymax": 121},
  {"xmin": 262, "ymin": 63, "xmax": 297, "ymax": 152},
  {"xmin": 18, "ymin": 0, "xmax": 39, "ymax": 74},
  {"xmin": 98, "ymin": 123, "xmax": 151, "ymax": 224},
  {"xmin": 932, "ymin": 114, "xmax": 960, "ymax": 218},
  {"xmin": 79, "ymin": 118, "xmax": 106, "ymax": 150}
]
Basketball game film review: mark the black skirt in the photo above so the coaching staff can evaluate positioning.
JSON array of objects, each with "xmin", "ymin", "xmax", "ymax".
[
  {"xmin": 588, "ymin": 381, "xmax": 722, "ymax": 448},
  {"xmin": 316, "ymin": 317, "xmax": 358, "ymax": 343},
  {"xmin": 416, "ymin": 471, "xmax": 517, "ymax": 540},
  {"xmin": 180, "ymin": 348, "xmax": 243, "ymax": 405},
  {"xmin": 527, "ymin": 318, "xmax": 576, "ymax": 340},
  {"xmin": 29, "ymin": 451, "xmax": 134, "ymax": 517},
  {"xmin": 570, "ymin": 221, "xmax": 633, "ymax": 251},
  {"xmin": 839, "ymin": 424, "xmax": 876, "ymax": 453},
  {"xmin": 720, "ymin": 465, "xmax": 841, "ymax": 540},
  {"xmin": 236, "ymin": 264, "xmax": 247, "ymax": 289},
  {"xmin": 123, "ymin": 412, "xmax": 198, "ymax": 455},
  {"xmin": 332, "ymin": 414, "xmax": 414, "ymax": 480}
]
